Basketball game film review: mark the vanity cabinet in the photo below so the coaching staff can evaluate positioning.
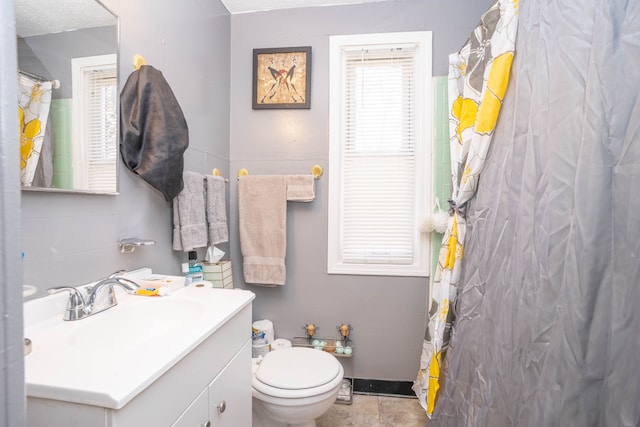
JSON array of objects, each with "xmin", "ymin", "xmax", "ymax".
[
  {"xmin": 26, "ymin": 299, "xmax": 253, "ymax": 427},
  {"xmin": 172, "ymin": 388, "xmax": 208, "ymax": 427},
  {"xmin": 173, "ymin": 340, "xmax": 251, "ymax": 427}
]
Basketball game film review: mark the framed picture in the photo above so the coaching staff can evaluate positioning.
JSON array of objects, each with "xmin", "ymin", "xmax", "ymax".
[{"xmin": 252, "ymin": 46, "xmax": 311, "ymax": 109}]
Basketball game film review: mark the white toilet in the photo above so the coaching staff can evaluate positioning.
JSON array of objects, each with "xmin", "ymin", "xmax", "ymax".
[{"xmin": 252, "ymin": 347, "xmax": 344, "ymax": 427}]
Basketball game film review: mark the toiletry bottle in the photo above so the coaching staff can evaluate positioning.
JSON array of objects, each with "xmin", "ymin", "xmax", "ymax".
[
  {"xmin": 182, "ymin": 262, "xmax": 193, "ymax": 286},
  {"xmin": 188, "ymin": 251, "xmax": 204, "ymax": 282}
]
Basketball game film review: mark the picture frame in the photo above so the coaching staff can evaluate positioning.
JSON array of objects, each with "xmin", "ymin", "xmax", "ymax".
[{"xmin": 252, "ymin": 46, "xmax": 311, "ymax": 110}]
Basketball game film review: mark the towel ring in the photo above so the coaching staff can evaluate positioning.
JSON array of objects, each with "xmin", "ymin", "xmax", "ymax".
[{"xmin": 238, "ymin": 168, "xmax": 249, "ymax": 177}]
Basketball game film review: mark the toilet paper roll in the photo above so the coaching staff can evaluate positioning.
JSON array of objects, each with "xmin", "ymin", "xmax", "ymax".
[
  {"xmin": 252, "ymin": 319, "xmax": 275, "ymax": 345},
  {"xmin": 252, "ymin": 343, "xmax": 271, "ymax": 358},
  {"xmin": 271, "ymin": 339, "xmax": 292, "ymax": 351}
]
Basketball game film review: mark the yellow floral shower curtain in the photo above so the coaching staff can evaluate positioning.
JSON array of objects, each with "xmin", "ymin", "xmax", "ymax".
[
  {"xmin": 413, "ymin": 0, "xmax": 519, "ymax": 417},
  {"xmin": 18, "ymin": 74, "xmax": 53, "ymax": 187}
]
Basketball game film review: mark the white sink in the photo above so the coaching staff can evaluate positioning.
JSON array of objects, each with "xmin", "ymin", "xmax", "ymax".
[
  {"xmin": 24, "ymin": 268, "xmax": 255, "ymax": 409},
  {"xmin": 66, "ymin": 297, "xmax": 206, "ymax": 350}
]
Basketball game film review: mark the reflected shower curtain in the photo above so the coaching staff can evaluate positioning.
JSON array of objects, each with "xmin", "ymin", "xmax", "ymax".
[
  {"xmin": 18, "ymin": 74, "xmax": 52, "ymax": 187},
  {"xmin": 413, "ymin": 0, "xmax": 519, "ymax": 416},
  {"xmin": 425, "ymin": 0, "xmax": 640, "ymax": 426}
]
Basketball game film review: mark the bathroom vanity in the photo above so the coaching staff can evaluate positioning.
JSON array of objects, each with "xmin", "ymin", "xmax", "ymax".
[{"xmin": 24, "ymin": 269, "xmax": 255, "ymax": 427}]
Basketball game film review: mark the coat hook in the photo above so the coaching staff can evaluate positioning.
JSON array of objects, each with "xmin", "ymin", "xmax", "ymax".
[{"xmin": 133, "ymin": 54, "xmax": 147, "ymax": 70}]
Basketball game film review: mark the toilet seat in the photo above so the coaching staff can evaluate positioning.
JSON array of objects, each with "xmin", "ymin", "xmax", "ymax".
[{"xmin": 253, "ymin": 347, "xmax": 343, "ymax": 399}]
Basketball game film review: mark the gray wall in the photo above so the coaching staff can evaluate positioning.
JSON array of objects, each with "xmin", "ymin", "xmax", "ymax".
[
  {"xmin": 21, "ymin": 0, "xmax": 231, "ymax": 294},
  {"xmin": 13, "ymin": 0, "xmax": 490, "ymax": 401},
  {"xmin": 229, "ymin": 0, "xmax": 489, "ymax": 381}
]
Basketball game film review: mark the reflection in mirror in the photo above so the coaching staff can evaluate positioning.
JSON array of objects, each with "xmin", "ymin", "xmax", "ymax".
[{"xmin": 16, "ymin": 0, "xmax": 119, "ymax": 194}]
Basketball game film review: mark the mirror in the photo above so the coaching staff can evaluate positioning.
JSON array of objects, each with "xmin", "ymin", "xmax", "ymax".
[{"xmin": 16, "ymin": 0, "xmax": 119, "ymax": 194}]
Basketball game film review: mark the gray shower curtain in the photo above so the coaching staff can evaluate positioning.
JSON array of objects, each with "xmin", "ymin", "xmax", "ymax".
[{"xmin": 431, "ymin": 1, "xmax": 640, "ymax": 426}]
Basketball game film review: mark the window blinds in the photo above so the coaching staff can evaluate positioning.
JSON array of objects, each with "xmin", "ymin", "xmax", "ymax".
[
  {"xmin": 340, "ymin": 46, "xmax": 418, "ymax": 265},
  {"xmin": 86, "ymin": 68, "xmax": 117, "ymax": 192}
]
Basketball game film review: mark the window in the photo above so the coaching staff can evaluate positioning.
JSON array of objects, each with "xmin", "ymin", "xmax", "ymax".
[
  {"xmin": 72, "ymin": 54, "xmax": 118, "ymax": 193},
  {"xmin": 328, "ymin": 32, "xmax": 432, "ymax": 276}
]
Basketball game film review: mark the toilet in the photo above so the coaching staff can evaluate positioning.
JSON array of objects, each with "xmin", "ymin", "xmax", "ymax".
[{"xmin": 252, "ymin": 347, "xmax": 344, "ymax": 427}]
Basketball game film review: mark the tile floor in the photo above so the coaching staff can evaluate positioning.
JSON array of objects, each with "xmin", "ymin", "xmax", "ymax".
[{"xmin": 318, "ymin": 394, "xmax": 428, "ymax": 426}]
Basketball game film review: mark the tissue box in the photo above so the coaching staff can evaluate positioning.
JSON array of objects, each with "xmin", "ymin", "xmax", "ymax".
[
  {"xmin": 203, "ymin": 261, "xmax": 233, "ymax": 289},
  {"xmin": 211, "ymin": 275, "xmax": 233, "ymax": 289}
]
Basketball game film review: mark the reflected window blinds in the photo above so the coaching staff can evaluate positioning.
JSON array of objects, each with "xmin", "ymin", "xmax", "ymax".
[{"xmin": 87, "ymin": 68, "xmax": 117, "ymax": 192}]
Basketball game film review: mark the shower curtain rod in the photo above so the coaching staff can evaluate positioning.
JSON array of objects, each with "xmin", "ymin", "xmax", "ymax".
[{"xmin": 18, "ymin": 69, "xmax": 61, "ymax": 89}]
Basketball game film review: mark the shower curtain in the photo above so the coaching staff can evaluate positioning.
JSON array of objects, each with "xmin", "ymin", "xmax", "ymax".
[
  {"xmin": 18, "ymin": 74, "xmax": 52, "ymax": 187},
  {"xmin": 425, "ymin": 1, "xmax": 640, "ymax": 426},
  {"xmin": 413, "ymin": 0, "xmax": 518, "ymax": 416}
]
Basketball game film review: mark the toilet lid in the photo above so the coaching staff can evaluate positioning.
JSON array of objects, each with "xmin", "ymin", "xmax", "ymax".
[{"xmin": 255, "ymin": 347, "xmax": 341, "ymax": 390}]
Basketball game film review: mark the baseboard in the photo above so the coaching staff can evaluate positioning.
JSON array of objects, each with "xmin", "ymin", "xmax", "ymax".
[{"xmin": 349, "ymin": 378, "xmax": 416, "ymax": 398}]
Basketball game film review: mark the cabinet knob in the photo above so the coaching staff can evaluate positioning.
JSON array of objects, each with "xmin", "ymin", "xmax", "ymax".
[
  {"xmin": 217, "ymin": 401, "xmax": 227, "ymax": 414},
  {"xmin": 202, "ymin": 422, "xmax": 210, "ymax": 427}
]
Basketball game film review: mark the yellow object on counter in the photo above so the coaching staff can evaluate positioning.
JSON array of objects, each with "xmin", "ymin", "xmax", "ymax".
[{"xmin": 135, "ymin": 286, "xmax": 169, "ymax": 296}]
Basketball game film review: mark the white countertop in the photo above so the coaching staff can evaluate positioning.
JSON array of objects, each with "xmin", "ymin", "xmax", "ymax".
[{"xmin": 24, "ymin": 269, "xmax": 254, "ymax": 409}]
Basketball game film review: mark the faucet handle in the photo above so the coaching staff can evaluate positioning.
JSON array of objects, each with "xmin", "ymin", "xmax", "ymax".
[{"xmin": 47, "ymin": 287, "xmax": 87, "ymax": 321}]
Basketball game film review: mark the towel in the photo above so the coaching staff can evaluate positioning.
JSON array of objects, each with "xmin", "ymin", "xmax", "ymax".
[
  {"xmin": 120, "ymin": 65, "xmax": 188, "ymax": 201},
  {"xmin": 238, "ymin": 176, "xmax": 288, "ymax": 286},
  {"xmin": 172, "ymin": 171, "xmax": 207, "ymax": 251},
  {"xmin": 205, "ymin": 175, "xmax": 228, "ymax": 245},
  {"xmin": 286, "ymin": 175, "xmax": 315, "ymax": 202}
]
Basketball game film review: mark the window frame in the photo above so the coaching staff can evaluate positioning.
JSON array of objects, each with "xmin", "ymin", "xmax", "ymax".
[{"xmin": 327, "ymin": 31, "xmax": 433, "ymax": 277}]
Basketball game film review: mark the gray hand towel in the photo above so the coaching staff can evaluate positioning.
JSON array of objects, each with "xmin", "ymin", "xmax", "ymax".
[
  {"xmin": 205, "ymin": 175, "xmax": 228, "ymax": 245},
  {"xmin": 172, "ymin": 171, "xmax": 207, "ymax": 252}
]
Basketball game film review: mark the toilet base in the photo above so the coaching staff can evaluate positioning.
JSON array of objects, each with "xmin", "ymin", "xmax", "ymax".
[{"xmin": 252, "ymin": 399, "xmax": 318, "ymax": 427}]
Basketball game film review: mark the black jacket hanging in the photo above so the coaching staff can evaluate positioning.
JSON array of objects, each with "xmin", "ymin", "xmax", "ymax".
[{"xmin": 120, "ymin": 65, "xmax": 188, "ymax": 201}]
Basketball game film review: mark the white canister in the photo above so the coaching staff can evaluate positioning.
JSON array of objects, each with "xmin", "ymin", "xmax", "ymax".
[{"xmin": 252, "ymin": 319, "xmax": 275, "ymax": 345}]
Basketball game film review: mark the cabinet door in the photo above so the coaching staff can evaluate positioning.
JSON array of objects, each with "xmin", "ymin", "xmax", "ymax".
[
  {"xmin": 172, "ymin": 388, "xmax": 209, "ymax": 427},
  {"xmin": 208, "ymin": 340, "xmax": 252, "ymax": 427}
]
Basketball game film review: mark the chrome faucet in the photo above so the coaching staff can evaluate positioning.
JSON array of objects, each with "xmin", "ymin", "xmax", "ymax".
[{"xmin": 47, "ymin": 271, "xmax": 140, "ymax": 321}]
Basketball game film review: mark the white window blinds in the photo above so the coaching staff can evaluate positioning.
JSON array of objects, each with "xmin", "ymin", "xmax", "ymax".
[
  {"xmin": 86, "ymin": 68, "xmax": 117, "ymax": 192},
  {"xmin": 342, "ymin": 47, "xmax": 417, "ymax": 265},
  {"xmin": 328, "ymin": 32, "xmax": 431, "ymax": 277}
]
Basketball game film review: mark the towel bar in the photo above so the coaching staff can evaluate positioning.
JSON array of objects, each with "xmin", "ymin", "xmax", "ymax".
[
  {"xmin": 212, "ymin": 168, "xmax": 229, "ymax": 182},
  {"xmin": 311, "ymin": 165, "xmax": 323, "ymax": 179},
  {"xmin": 236, "ymin": 165, "xmax": 323, "ymax": 180}
]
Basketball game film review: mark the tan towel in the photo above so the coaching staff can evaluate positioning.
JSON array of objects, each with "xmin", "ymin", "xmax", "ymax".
[
  {"xmin": 205, "ymin": 175, "xmax": 228, "ymax": 245},
  {"xmin": 172, "ymin": 171, "xmax": 207, "ymax": 251},
  {"xmin": 238, "ymin": 175, "xmax": 288, "ymax": 286},
  {"xmin": 286, "ymin": 175, "xmax": 315, "ymax": 202}
]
